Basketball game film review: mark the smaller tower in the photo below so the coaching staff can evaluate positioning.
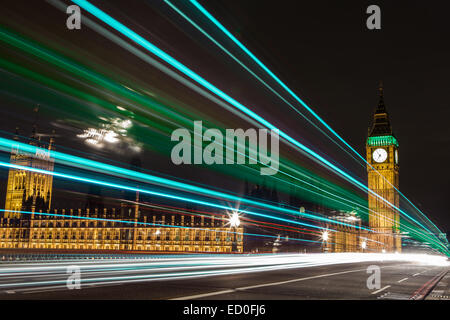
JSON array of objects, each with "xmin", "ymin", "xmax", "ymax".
[{"xmin": 4, "ymin": 107, "xmax": 54, "ymax": 218}]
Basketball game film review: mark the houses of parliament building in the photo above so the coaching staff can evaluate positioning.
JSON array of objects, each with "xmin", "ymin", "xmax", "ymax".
[{"xmin": 0, "ymin": 127, "xmax": 243, "ymax": 253}]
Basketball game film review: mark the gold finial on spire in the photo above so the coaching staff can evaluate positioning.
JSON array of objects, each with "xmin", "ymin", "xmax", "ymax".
[
  {"xmin": 49, "ymin": 129, "xmax": 55, "ymax": 150},
  {"xmin": 378, "ymin": 80, "xmax": 384, "ymax": 97},
  {"xmin": 13, "ymin": 126, "xmax": 20, "ymax": 141}
]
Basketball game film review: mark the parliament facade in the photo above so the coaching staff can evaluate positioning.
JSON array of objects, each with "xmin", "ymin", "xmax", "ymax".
[{"xmin": 0, "ymin": 133, "xmax": 243, "ymax": 253}]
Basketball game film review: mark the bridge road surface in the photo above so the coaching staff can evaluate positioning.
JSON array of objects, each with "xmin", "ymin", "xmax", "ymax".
[{"xmin": 0, "ymin": 259, "xmax": 448, "ymax": 300}]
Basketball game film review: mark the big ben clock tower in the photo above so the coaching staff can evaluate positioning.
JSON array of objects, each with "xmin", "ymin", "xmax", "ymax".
[{"xmin": 366, "ymin": 83, "xmax": 401, "ymax": 253}]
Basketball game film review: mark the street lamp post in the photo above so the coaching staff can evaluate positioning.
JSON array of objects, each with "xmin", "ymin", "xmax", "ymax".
[
  {"xmin": 322, "ymin": 230, "xmax": 329, "ymax": 252},
  {"xmin": 361, "ymin": 240, "xmax": 367, "ymax": 252},
  {"xmin": 229, "ymin": 211, "xmax": 240, "ymax": 252}
]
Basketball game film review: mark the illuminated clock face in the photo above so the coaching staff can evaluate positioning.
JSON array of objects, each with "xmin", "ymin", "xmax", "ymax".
[
  {"xmin": 395, "ymin": 149, "xmax": 398, "ymax": 164},
  {"xmin": 372, "ymin": 148, "xmax": 387, "ymax": 163}
]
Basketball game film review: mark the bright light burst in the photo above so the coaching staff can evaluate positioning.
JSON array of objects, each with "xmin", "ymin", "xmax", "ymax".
[{"xmin": 229, "ymin": 210, "xmax": 241, "ymax": 228}]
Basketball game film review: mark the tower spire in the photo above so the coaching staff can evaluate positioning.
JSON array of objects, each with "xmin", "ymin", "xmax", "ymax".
[
  {"xmin": 49, "ymin": 129, "xmax": 55, "ymax": 150},
  {"xmin": 378, "ymin": 80, "xmax": 383, "ymax": 98},
  {"xmin": 13, "ymin": 126, "xmax": 20, "ymax": 141},
  {"xmin": 369, "ymin": 81, "xmax": 392, "ymax": 137},
  {"xmin": 31, "ymin": 104, "xmax": 40, "ymax": 140}
]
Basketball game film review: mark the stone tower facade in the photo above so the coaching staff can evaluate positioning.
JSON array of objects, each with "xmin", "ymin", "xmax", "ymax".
[
  {"xmin": 4, "ymin": 128, "xmax": 54, "ymax": 218},
  {"xmin": 366, "ymin": 83, "xmax": 401, "ymax": 252}
]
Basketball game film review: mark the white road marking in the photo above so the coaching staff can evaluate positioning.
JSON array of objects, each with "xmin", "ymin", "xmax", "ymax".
[
  {"xmin": 171, "ymin": 289, "xmax": 235, "ymax": 300},
  {"xmin": 12, "ymin": 285, "xmax": 69, "ymax": 294},
  {"xmin": 397, "ymin": 277, "xmax": 408, "ymax": 283},
  {"xmin": 371, "ymin": 285, "xmax": 391, "ymax": 295},
  {"xmin": 413, "ymin": 269, "xmax": 431, "ymax": 277},
  {"xmin": 5, "ymin": 290, "xmax": 15, "ymax": 294},
  {"xmin": 22, "ymin": 287, "xmax": 75, "ymax": 294},
  {"xmin": 172, "ymin": 267, "xmax": 368, "ymax": 300}
]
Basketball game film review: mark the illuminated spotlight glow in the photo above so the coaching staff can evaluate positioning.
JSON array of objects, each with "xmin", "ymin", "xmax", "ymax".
[
  {"xmin": 229, "ymin": 210, "xmax": 240, "ymax": 228},
  {"xmin": 70, "ymin": 0, "xmax": 439, "ymax": 242},
  {"xmin": 361, "ymin": 241, "xmax": 367, "ymax": 250},
  {"xmin": 322, "ymin": 231, "xmax": 329, "ymax": 242},
  {"xmin": 187, "ymin": 0, "xmax": 445, "ymax": 242}
]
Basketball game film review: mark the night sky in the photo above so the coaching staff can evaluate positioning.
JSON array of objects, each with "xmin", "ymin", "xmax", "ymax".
[{"xmin": 0, "ymin": 0, "xmax": 449, "ymax": 233}]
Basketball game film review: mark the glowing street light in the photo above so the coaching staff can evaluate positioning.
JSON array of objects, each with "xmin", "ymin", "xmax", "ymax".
[
  {"xmin": 321, "ymin": 230, "xmax": 329, "ymax": 253},
  {"xmin": 361, "ymin": 240, "xmax": 367, "ymax": 250},
  {"xmin": 229, "ymin": 210, "xmax": 240, "ymax": 228},
  {"xmin": 229, "ymin": 210, "xmax": 241, "ymax": 252}
]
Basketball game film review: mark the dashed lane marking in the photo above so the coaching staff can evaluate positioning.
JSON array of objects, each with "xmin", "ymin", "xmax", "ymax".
[{"xmin": 371, "ymin": 285, "xmax": 391, "ymax": 295}]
